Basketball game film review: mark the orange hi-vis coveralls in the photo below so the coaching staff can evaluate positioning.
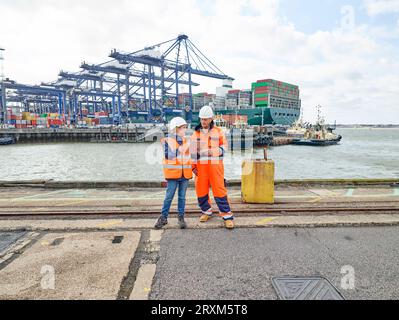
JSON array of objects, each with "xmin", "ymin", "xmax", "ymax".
[{"xmin": 191, "ymin": 123, "xmax": 233, "ymax": 221}]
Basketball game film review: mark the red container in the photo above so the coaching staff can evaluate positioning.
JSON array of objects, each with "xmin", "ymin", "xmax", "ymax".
[
  {"xmin": 221, "ymin": 115, "xmax": 233, "ymax": 125},
  {"xmin": 95, "ymin": 111, "xmax": 108, "ymax": 118},
  {"xmin": 220, "ymin": 114, "xmax": 249, "ymax": 126},
  {"xmin": 238, "ymin": 115, "xmax": 248, "ymax": 123},
  {"xmin": 228, "ymin": 90, "xmax": 241, "ymax": 94},
  {"xmin": 92, "ymin": 119, "xmax": 100, "ymax": 125},
  {"xmin": 255, "ymin": 86, "xmax": 271, "ymax": 91},
  {"xmin": 48, "ymin": 119, "xmax": 63, "ymax": 126},
  {"xmin": 255, "ymin": 98, "xmax": 268, "ymax": 102},
  {"xmin": 255, "ymin": 88, "xmax": 271, "ymax": 93}
]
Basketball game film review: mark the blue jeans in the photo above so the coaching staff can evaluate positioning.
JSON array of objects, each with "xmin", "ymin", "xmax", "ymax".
[{"xmin": 161, "ymin": 178, "xmax": 189, "ymax": 219}]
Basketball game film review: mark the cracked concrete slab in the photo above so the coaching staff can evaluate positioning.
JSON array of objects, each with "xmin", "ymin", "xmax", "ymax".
[{"xmin": 0, "ymin": 231, "xmax": 140, "ymax": 300}]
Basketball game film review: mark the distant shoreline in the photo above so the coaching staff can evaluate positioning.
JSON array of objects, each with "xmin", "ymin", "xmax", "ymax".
[{"xmin": 332, "ymin": 125, "xmax": 399, "ymax": 129}]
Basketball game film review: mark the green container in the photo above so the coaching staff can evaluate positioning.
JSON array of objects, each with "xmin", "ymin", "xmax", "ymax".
[
  {"xmin": 255, "ymin": 94, "xmax": 268, "ymax": 98},
  {"xmin": 252, "ymin": 82, "xmax": 272, "ymax": 89},
  {"xmin": 40, "ymin": 114, "xmax": 48, "ymax": 118}
]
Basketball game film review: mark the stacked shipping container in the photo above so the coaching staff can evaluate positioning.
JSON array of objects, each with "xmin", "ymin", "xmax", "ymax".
[
  {"xmin": 226, "ymin": 90, "xmax": 240, "ymax": 109},
  {"xmin": 192, "ymin": 93, "xmax": 216, "ymax": 110},
  {"xmin": 251, "ymin": 79, "xmax": 300, "ymax": 108},
  {"xmin": 220, "ymin": 114, "xmax": 248, "ymax": 126},
  {"xmin": 238, "ymin": 90, "xmax": 252, "ymax": 108},
  {"xmin": 6, "ymin": 108, "xmax": 112, "ymax": 128}
]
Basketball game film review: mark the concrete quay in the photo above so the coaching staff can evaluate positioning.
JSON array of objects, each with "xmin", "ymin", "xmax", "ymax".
[{"xmin": 1, "ymin": 179, "xmax": 398, "ymax": 300}]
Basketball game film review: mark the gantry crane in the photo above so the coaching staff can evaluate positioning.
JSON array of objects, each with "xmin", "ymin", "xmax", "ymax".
[{"xmin": 0, "ymin": 35, "xmax": 233, "ymax": 125}]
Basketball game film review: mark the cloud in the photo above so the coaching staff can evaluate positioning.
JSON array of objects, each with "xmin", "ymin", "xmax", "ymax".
[
  {"xmin": 364, "ymin": 0, "xmax": 399, "ymax": 16},
  {"xmin": 0, "ymin": 0, "xmax": 398, "ymax": 124}
]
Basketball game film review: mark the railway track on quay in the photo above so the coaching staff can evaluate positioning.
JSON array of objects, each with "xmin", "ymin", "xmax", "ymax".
[{"xmin": 1, "ymin": 204, "xmax": 398, "ymax": 218}]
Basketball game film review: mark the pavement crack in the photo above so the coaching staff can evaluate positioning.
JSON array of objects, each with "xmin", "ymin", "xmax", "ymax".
[
  {"xmin": 117, "ymin": 229, "xmax": 160, "ymax": 300},
  {"xmin": 305, "ymin": 229, "xmax": 341, "ymax": 266}
]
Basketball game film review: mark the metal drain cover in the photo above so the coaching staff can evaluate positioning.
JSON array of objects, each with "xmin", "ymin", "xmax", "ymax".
[{"xmin": 272, "ymin": 276, "xmax": 345, "ymax": 300}]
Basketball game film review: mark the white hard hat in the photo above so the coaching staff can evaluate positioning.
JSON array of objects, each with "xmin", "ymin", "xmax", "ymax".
[
  {"xmin": 199, "ymin": 105, "xmax": 214, "ymax": 119},
  {"xmin": 169, "ymin": 117, "xmax": 187, "ymax": 131}
]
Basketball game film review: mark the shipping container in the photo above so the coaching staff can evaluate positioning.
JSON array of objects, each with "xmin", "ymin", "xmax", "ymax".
[
  {"xmin": 252, "ymin": 82, "xmax": 272, "ymax": 89},
  {"xmin": 255, "ymin": 86, "xmax": 271, "ymax": 91},
  {"xmin": 99, "ymin": 117, "xmax": 109, "ymax": 125},
  {"xmin": 256, "ymin": 79, "xmax": 273, "ymax": 83}
]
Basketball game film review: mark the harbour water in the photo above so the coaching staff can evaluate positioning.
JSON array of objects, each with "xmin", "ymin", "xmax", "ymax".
[{"xmin": 0, "ymin": 128, "xmax": 398, "ymax": 181}]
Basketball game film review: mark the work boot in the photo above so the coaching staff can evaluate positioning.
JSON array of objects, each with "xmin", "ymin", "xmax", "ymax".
[
  {"xmin": 178, "ymin": 216, "xmax": 187, "ymax": 229},
  {"xmin": 200, "ymin": 214, "xmax": 212, "ymax": 223},
  {"xmin": 154, "ymin": 216, "xmax": 168, "ymax": 229},
  {"xmin": 224, "ymin": 219, "xmax": 235, "ymax": 230}
]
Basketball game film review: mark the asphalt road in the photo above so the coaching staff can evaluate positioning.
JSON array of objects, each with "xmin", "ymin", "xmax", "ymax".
[{"xmin": 150, "ymin": 226, "xmax": 399, "ymax": 300}]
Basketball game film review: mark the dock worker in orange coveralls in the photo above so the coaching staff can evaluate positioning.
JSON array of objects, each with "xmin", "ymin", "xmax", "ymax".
[{"xmin": 191, "ymin": 105, "xmax": 234, "ymax": 229}]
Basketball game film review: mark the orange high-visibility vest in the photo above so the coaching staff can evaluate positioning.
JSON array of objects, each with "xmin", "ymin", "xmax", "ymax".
[
  {"xmin": 161, "ymin": 136, "xmax": 193, "ymax": 180},
  {"xmin": 191, "ymin": 126, "xmax": 227, "ymax": 164}
]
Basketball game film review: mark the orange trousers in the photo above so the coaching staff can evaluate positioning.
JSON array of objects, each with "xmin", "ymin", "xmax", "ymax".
[{"xmin": 195, "ymin": 162, "xmax": 233, "ymax": 220}]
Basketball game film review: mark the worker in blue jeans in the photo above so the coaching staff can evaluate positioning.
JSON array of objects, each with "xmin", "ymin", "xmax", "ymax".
[
  {"xmin": 156, "ymin": 178, "xmax": 190, "ymax": 229},
  {"xmin": 155, "ymin": 117, "xmax": 193, "ymax": 229}
]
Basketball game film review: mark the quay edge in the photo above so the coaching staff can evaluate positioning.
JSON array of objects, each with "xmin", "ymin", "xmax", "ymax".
[{"xmin": 0, "ymin": 179, "xmax": 398, "ymax": 189}]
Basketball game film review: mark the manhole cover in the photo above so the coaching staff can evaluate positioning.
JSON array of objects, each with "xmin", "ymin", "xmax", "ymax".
[
  {"xmin": 272, "ymin": 276, "xmax": 345, "ymax": 300},
  {"xmin": 0, "ymin": 231, "xmax": 27, "ymax": 254}
]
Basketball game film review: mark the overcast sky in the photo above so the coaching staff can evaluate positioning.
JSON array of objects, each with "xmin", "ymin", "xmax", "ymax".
[{"xmin": 1, "ymin": 0, "xmax": 398, "ymax": 124}]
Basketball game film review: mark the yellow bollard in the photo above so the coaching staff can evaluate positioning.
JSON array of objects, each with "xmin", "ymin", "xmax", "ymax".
[{"xmin": 241, "ymin": 151, "xmax": 275, "ymax": 204}]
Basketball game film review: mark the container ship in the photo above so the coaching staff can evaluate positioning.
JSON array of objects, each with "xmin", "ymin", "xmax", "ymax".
[{"xmin": 187, "ymin": 78, "xmax": 301, "ymax": 127}]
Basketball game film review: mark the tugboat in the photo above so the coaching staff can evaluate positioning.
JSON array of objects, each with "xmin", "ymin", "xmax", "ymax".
[
  {"xmin": 0, "ymin": 136, "xmax": 15, "ymax": 145},
  {"xmin": 286, "ymin": 119, "xmax": 307, "ymax": 138},
  {"xmin": 292, "ymin": 106, "xmax": 342, "ymax": 146}
]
